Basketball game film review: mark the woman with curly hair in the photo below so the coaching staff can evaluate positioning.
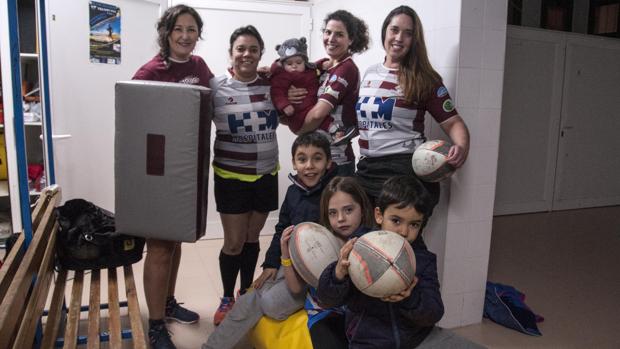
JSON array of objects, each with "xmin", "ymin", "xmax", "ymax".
[
  {"xmin": 132, "ymin": 5, "xmax": 212, "ymax": 349},
  {"xmin": 292, "ymin": 10, "xmax": 370, "ymax": 177}
]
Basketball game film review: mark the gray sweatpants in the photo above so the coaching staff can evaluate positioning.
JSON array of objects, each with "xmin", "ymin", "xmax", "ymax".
[{"xmin": 202, "ymin": 268, "xmax": 305, "ymax": 349}]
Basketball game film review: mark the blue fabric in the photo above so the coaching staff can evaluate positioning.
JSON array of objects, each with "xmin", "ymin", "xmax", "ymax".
[{"xmin": 484, "ymin": 282, "xmax": 542, "ymax": 336}]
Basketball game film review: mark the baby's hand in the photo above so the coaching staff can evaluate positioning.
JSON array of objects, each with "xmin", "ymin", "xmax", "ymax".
[
  {"xmin": 283, "ymin": 105, "xmax": 295, "ymax": 117},
  {"xmin": 280, "ymin": 225, "xmax": 295, "ymax": 256},
  {"xmin": 335, "ymin": 238, "xmax": 356, "ymax": 280},
  {"xmin": 380, "ymin": 276, "xmax": 418, "ymax": 302}
]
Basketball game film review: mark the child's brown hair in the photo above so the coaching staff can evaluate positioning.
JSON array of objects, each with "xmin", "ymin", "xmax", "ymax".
[{"xmin": 319, "ymin": 176, "xmax": 374, "ymax": 233}]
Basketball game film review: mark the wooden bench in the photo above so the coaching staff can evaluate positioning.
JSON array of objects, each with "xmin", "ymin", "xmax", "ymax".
[{"xmin": 0, "ymin": 186, "xmax": 147, "ymax": 348}]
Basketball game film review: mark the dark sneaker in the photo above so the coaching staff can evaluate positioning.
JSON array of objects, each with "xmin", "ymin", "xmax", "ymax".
[
  {"xmin": 148, "ymin": 322, "xmax": 176, "ymax": 349},
  {"xmin": 165, "ymin": 297, "xmax": 200, "ymax": 324},
  {"xmin": 331, "ymin": 126, "xmax": 358, "ymax": 146},
  {"xmin": 213, "ymin": 297, "xmax": 235, "ymax": 326}
]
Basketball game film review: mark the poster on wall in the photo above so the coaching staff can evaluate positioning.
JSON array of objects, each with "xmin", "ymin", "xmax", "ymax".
[{"xmin": 89, "ymin": 1, "xmax": 121, "ymax": 64}]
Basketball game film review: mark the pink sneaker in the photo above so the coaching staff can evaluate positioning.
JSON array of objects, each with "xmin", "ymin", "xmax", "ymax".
[{"xmin": 213, "ymin": 297, "xmax": 235, "ymax": 326}]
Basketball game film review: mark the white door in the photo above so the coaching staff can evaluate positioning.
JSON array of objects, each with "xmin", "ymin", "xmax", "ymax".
[
  {"xmin": 174, "ymin": 0, "xmax": 312, "ymax": 239},
  {"xmin": 45, "ymin": 0, "xmax": 165, "ymax": 210}
]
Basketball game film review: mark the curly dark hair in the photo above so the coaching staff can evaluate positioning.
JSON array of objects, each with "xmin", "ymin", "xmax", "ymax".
[
  {"xmin": 228, "ymin": 25, "xmax": 265, "ymax": 57},
  {"xmin": 323, "ymin": 10, "xmax": 369, "ymax": 54},
  {"xmin": 156, "ymin": 5, "xmax": 203, "ymax": 66},
  {"xmin": 376, "ymin": 175, "xmax": 438, "ymax": 231}
]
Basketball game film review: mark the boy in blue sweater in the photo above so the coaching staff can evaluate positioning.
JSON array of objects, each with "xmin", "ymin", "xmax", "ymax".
[{"xmin": 204, "ymin": 132, "xmax": 335, "ymax": 349}]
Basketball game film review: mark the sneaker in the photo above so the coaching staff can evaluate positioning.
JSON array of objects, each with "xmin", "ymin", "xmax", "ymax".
[
  {"xmin": 148, "ymin": 322, "xmax": 176, "ymax": 349},
  {"xmin": 331, "ymin": 126, "xmax": 358, "ymax": 146},
  {"xmin": 165, "ymin": 297, "xmax": 200, "ymax": 324},
  {"xmin": 213, "ymin": 297, "xmax": 235, "ymax": 326}
]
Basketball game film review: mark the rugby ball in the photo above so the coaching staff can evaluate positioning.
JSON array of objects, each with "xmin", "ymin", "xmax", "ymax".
[
  {"xmin": 412, "ymin": 140, "xmax": 455, "ymax": 182},
  {"xmin": 289, "ymin": 222, "xmax": 344, "ymax": 288},
  {"xmin": 348, "ymin": 230, "xmax": 416, "ymax": 298}
]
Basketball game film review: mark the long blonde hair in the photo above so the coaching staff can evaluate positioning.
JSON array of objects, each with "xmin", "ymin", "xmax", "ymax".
[{"xmin": 382, "ymin": 6, "xmax": 441, "ymax": 103}]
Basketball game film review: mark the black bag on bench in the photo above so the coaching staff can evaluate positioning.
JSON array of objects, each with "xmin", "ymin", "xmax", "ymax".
[{"xmin": 55, "ymin": 199, "xmax": 145, "ymax": 271}]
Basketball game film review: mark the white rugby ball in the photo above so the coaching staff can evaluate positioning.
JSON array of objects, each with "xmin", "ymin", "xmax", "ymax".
[
  {"xmin": 412, "ymin": 140, "xmax": 455, "ymax": 182},
  {"xmin": 289, "ymin": 222, "xmax": 344, "ymax": 288},
  {"xmin": 348, "ymin": 230, "xmax": 416, "ymax": 298}
]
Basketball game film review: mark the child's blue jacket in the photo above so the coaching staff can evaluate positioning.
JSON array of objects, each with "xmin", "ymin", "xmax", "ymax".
[
  {"xmin": 317, "ymin": 235, "xmax": 444, "ymax": 349},
  {"xmin": 262, "ymin": 168, "xmax": 337, "ymax": 269}
]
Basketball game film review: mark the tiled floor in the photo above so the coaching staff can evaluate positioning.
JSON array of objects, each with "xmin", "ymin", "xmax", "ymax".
[
  {"xmin": 24, "ymin": 205, "xmax": 620, "ymax": 348},
  {"xmin": 453, "ymin": 206, "xmax": 620, "ymax": 348}
]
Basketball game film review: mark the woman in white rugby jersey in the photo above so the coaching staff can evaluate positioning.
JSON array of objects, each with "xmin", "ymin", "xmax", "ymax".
[
  {"xmin": 355, "ymin": 5, "xmax": 470, "ymax": 205},
  {"xmin": 208, "ymin": 25, "xmax": 280, "ymax": 326}
]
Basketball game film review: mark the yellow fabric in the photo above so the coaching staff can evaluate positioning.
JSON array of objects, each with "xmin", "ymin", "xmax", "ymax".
[
  {"xmin": 212, "ymin": 163, "xmax": 279, "ymax": 183},
  {"xmin": 280, "ymin": 258, "xmax": 293, "ymax": 267},
  {"xmin": 0, "ymin": 134, "xmax": 7, "ymax": 180},
  {"xmin": 250, "ymin": 309, "xmax": 313, "ymax": 349}
]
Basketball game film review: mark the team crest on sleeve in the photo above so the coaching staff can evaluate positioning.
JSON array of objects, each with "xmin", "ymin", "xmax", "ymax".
[
  {"xmin": 442, "ymin": 99, "xmax": 455, "ymax": 112},
  {"xmin": 324, "ymin": 86, "xmax": 340, "ymax": 99},
  {"xmin": 437, "ymin": 86, "xmax": 448, "ymax": 97},
  {"xmin": 329, "ymin": 75, "xmax": 338, "ymax": 83}
]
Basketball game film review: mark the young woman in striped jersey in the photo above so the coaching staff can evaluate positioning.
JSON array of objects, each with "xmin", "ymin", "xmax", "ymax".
[
  {"xmin": 355, "ymin": 5, "xmax": 470, "ymax": 205},
  {"xmin": 209, "ymin": 25, "xmax": 280, "ymax": 326}
]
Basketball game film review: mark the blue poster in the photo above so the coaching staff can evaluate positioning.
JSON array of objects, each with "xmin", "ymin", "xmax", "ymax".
[{"xmin": 89, "ymin": 1, "xmax": 121, "ymax": 64}]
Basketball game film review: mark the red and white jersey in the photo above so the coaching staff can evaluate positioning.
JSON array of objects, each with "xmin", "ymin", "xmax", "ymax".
[
  {"xmin": 133, "ymin": 55, "xmax": 213, "ymax": 88},
  {"xmin": 210, "ymin": 74, "xmax": 279, "ymax": 175},
  {"xmin": 316, "ymin": 56, "xmax": 359, "ymax": 164},
  {"xmin": 356, "ymin": 63, "xmax": 457, "ymax": 157}
]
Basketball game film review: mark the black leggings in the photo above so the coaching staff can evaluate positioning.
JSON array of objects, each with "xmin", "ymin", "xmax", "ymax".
[{"xmin": 356, "ymin": 153, "xmax": 440, "ymax": 207}]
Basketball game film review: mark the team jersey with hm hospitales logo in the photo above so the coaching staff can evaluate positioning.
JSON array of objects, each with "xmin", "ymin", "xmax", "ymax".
[{"xmin": 356, "ymin": 63, "xmax": 457, "ymax": 157}]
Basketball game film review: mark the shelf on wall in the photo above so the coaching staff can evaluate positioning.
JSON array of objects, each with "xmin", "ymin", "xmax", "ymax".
[
  {"xmin": 19, "ymin": 53, "xmax": 38, "ymax": 60},
  {"xmin": 0, "ymin": 121, "xmax": 41, "ymax": 129}
]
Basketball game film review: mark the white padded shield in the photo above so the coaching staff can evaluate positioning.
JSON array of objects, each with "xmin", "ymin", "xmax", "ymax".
[{"xmin": 115, "ymin": 81, "xmax": 211, "ymax": 242}]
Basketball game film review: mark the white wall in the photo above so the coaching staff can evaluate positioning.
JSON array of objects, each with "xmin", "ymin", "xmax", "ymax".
[
  {"xmin": 440, "ymin": 0, "xmax": 507, "ymax": 328},
  {"xmin": 46, "ymin": 0, "xmax": 163, "ymax": 209}
]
